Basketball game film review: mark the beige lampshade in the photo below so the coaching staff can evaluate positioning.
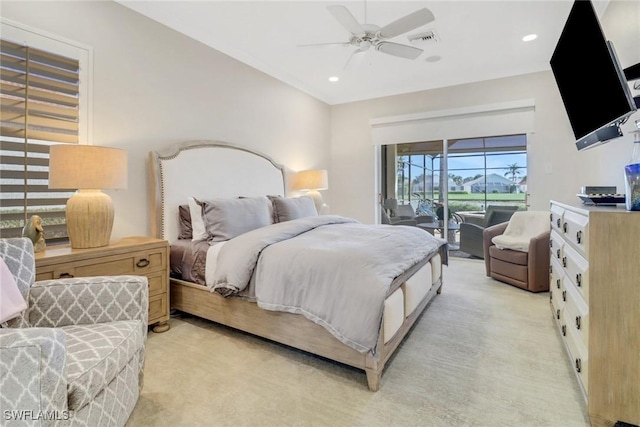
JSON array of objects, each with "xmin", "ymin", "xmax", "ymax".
[
  {"xmin": 48, "ymin": 145, "xmax": 127, "ymax": 249},
  {"xmin": 292, "ymin": 169, "xmax": 328, "ymax": 191},
  {"xmin": 49, "ymin": 145, "xmax": 127, "ymax": 190}
]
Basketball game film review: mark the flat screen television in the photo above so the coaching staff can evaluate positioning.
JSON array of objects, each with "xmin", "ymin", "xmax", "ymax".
[{"xmin": 550, "ymin": 0, "xmax": 637, "ymax": 151}]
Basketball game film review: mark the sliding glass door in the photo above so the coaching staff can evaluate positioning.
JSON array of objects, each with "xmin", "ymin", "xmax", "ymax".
[{"xmin": 381, "ymin": 134, "xmax": 527, "ymax": 246}]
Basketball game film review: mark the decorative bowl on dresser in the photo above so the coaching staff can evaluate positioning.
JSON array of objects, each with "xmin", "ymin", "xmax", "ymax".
[
  {"xmin": 35, "ymin": 236, "xmax": 170, "ymax": 332},
  {"xmin": 549, "ymin": 201, "xmax": 639, "ymax": 427}
]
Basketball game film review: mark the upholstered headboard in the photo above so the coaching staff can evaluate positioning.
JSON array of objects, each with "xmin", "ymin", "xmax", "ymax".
[{"xmin": 149, "ymin": 141, "xmax": 285, "ymax": 242}]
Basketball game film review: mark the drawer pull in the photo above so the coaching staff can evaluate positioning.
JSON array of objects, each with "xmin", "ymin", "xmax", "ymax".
[
  {"xmin": 549, "ymin": 265, "xmax": 553, "ymax": 274},
  {"xmin": 562, "ymin": 257, "xmax": 567, "ymax": 268},
  {"xmin": 549, "ymin": 240, "xmax": 553, "ymax": 248},
  {"xmin": 550, "ymin": 213, "xmax": 553, "ymax": 222},
  {"xmin": 576, "ymin": 316, "xmax": 582, "ymax": 330},
  {"xmin": 556, "ymin": 278, "xmax": 561, "ymax": 289},
  {"xmin": 556, "ymin": 218, "xmax": 561, "ymax": 228},
  {"xmin": 58, "ymin": 272, "xmax": 74, "ymax": 279},
  {"xmin": 136, "ymin": 258, "xmax": 150, "ymax": 268},
  {"xmin": 557, "ymin": 309, "xmax": 560, "ymax": 320},
  {"xmin": 556, "ymin": 249, "xmax": 561, "ymax": 259},
  {"xmin": 575, "ymin": 358, "xmax": 582, "ymax": 373},
  {"xmin": 550, "ymin": 292, "xmax": 553, "ymax": 301},
  {"xmin": 563, "ymin": 222, "xmax": 568, "ymax": 233},
  {"xmin": 576, "ymin": 230, "xmax": 582, "ymax": 244},
  {"xmin": 576, "ymin": 273, "xmax": 582, "ymax": 287},
  {"xmin": 561, "ymin": 325, "xmax": 566, "ymax": 336},
  {"xmin": 562, "ymin": 290, "xmax": 566, "ymax": 302}
]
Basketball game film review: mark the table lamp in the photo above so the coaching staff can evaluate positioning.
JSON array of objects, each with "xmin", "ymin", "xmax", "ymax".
[
  {"xmin": 292, "ymin": 169, "xmax": 328, "ymax": 213},
  {"xmin": 48, "ymin": 145, "xmax": 127, "ymax": 249}
]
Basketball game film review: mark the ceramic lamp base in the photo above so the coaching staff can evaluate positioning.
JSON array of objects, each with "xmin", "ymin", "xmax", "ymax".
[{"xmin": 66, "ymin": 189, "xmax": 114, "ymax": 248}]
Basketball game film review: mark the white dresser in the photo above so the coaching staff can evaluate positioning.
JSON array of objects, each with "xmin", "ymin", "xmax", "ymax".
[{"xmin": 549, "ymin": 201, "xmax": 640, "ymax": 427}]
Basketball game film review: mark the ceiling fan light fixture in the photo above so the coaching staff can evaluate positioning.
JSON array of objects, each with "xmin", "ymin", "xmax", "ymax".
[{"xmin": 328, "ymin": 76, "xmax": 339, "ymax": 82}]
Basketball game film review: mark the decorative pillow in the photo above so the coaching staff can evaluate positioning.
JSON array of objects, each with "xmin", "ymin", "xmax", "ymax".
[
  {"xmin": 178, "ymin": 204, "xmax": 192, "ymax": 240},
  {"xmin": 198, "ymin": 196, "xmax": 272, "ymax": 242},
  {"xmin": 188, "ymin": 197, "xmax": 209, "ymax": 241},
  {"xmin": 270, "ymin": 195, "xmax": 318, "ymax": 222}
]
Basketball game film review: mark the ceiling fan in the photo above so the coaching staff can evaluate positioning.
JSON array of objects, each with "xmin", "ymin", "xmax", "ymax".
[{"xmin": 300, "ymin": 4, "xmax": 435, "ymax": 69}]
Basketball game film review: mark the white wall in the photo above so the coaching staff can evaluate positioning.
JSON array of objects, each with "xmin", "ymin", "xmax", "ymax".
[
  {"xmin": 330, "ymin": 0, "xmax": 639, "ymax": 224},
  {"xmin": 1, "ymin": 1, "xmax": 331, "ymax": 239}
]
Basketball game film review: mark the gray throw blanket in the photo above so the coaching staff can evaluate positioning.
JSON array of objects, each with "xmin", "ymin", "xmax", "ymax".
[{"xmin": 211, "ymin": 215, "xmax": 446, "ymax": 354}]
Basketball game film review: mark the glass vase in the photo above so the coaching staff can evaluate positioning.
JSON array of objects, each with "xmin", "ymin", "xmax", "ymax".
[{"xmin": 625, "ymin": 163, "xmax": 640, "ymax": 211}]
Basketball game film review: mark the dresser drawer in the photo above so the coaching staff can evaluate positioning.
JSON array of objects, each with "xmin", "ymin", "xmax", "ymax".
[
  {"xmin": 550, "ymin": 256, "xmax": 565, "ymax": 318},
  {"xmin": 564, "ymin": 321, "xmax": 589, "ymax": 394},
  {"xmin": 561, "ymin": 209, "xmax": 589, "ymax": 257},
  {"xmin": 550, "ymin": 204, "xmax": 565, "ymax": 234},
  {"xmin": 550, "ymin": 230, "xmax": 564, "ymax": 264},
  {"xmin": 564, "ymin": 281, "xmax": 589, "ymax": 347},
  {"xmin": 561, "ymin": 243, "xmax": 589, "ymax": 304}
]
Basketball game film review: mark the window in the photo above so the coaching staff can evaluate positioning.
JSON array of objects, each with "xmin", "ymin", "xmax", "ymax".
[{"xmin": 0, "ymin": 22, "xmax": 91, "ymax": 243}]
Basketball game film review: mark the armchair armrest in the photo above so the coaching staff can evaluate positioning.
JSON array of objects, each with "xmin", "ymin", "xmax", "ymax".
[
  {"xmin": 29, "ymin": 275, "xmax": 148, "ymax": 338},
  {"xmin": 528, "ymin": 231, "xmax": 551, "ymax": 292},
  {"xmin": 482, "ymin": 222, "xmax": 509, "ymax": 275},
  {"xmin": 0, "ymin": 328, "xmax": 68, "ymax": 422}
]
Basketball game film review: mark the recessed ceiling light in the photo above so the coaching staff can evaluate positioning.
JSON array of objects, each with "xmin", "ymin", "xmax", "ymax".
[
  {"xmin": 425, "ymin": 55, "xmax": 442, "ymax": 63},
  {"xmin": 522, "ymin": 34, "xmax": 537, "ymax": 42},
  {"xmin": 328, "ymin": 76, "xmax": 339, "ymax": 82}
]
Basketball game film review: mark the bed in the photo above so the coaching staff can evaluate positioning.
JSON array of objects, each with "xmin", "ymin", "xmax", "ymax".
[{"xmin": 149, "ymin": 140, "xmax": 447, "ymax": 391}]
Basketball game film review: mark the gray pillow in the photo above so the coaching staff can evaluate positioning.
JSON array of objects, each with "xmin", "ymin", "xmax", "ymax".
[
  {"xmin": 270, "ymin": 196, "xmax": 318, "ymax": 222},
  {"xmin": 198, "ymin": 196, "xmax": 272, "ymax": 242}
]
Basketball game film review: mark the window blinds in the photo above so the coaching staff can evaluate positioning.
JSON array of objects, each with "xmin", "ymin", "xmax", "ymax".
[{"xmin": 0, "ymin": 39, "xmax": 79, "ymax": 241}]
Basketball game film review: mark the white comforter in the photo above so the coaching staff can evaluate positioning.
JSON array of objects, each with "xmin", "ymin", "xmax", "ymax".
[{"xmin": 211, "ymin": 215, "xmax": 446, "ymax": 354}]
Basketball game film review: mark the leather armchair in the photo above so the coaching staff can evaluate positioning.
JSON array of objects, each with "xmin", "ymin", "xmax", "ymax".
[
  {"xmin": 459, "ymin": 206, "xmax": 518, "ymax": 258},
  {"xmin": 483, "ymin": 222, "xmax": 550, "ymax": 292},
  {"xmin": 0, "ymin": 238, "xmax": 148, "ymax": 427}
]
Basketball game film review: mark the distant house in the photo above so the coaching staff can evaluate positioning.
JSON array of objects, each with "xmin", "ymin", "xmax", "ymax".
[
  {"xmin": 463, "ymin": 173, "xmax": 518, "ymax": 193},
  {"xmin": 412, "ymin": 175, "xmax": 463, "ymax": 193}
]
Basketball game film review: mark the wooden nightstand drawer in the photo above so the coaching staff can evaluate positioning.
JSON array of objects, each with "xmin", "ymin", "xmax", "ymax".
[
  {"xmin": 147, "ymin": 271, "xmax": 166, "ymax": 297},
  {"xmin": 149, "ymin": 293, "xmax": 168, "ymax": 324}
]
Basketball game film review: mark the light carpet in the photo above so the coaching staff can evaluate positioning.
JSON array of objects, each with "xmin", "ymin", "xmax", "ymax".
[{"xmin": 126, "ymin": 257, "xmax": 589, "ymax": 427}]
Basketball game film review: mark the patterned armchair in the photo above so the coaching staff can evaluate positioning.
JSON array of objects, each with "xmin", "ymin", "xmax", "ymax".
[{"xmin": 0, "ymin": 238, "xmax": 148, "ymax": 427}]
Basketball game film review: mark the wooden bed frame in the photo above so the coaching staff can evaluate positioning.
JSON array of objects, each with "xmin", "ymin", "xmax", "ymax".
[{"xmin": 149, "ymin": 140, "xmax": 444, "ymax": 391}]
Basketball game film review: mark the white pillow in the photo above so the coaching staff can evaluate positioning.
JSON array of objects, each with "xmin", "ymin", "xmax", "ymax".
[{"xmin": 188, "ymin": 197, "xmax": 209, "ymax": 241}]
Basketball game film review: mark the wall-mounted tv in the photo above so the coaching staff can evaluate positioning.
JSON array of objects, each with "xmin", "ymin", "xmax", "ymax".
[{"xmin": 550, "ymin": 0, "xmax": 637, "ymax": 151}]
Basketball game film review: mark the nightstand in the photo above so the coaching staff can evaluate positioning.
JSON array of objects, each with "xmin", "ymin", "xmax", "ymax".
[{"xmin": 35, "ymin": 236, "xmax": 170, "ymax": 332}]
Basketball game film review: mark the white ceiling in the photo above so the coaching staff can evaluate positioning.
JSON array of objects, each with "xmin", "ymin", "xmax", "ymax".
[{"xmin": 118, "ymin": 0, "xmax": 610, "ymax": 105}]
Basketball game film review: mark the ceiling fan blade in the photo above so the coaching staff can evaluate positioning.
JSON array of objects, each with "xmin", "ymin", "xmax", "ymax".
[
  {"xmin": 378, "ymin": 8, "xmax": 435, "ymax": 39},
  {"xmin": 327, "ymin": 5, "xmax": 365, "ymax": 36},
  {"xmin": 343, "ymin": 48, "xmax": 366, "ymax": 70},
  {"xmin": 376, "ymin": 42, "xmax": 423, "ymax": 60}
]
